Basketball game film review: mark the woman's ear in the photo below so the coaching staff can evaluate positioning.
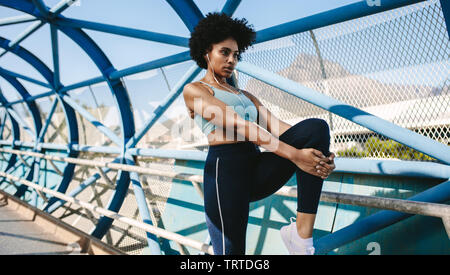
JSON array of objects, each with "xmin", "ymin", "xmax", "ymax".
[
  {"xmin": 203, "ymin": 52, "xmax": 209, "ymax": 66},
  {"xmin": 204, "ymin": 47, "xmax": 212, "ymax": 63}
]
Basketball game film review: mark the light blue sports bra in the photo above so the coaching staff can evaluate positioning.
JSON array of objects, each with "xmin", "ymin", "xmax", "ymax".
[{"xmin": 193, "ymin": 81, "xmax": 258, "ymax": 136}]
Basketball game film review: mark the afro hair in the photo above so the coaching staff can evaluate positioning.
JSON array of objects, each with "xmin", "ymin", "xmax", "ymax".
[{"xmin": 189, "ymin": 12, "xmax": 256, "ymax": 69}]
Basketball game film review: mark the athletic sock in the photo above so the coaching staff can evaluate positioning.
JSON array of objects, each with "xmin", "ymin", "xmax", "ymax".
[{"xmin": 292, "ymin": 229, "xmax": 313, "ymax": 247}]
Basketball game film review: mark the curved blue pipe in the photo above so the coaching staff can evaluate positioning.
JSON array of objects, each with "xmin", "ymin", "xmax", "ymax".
[
  {"xmin": 0, "ymin": 0, "xmax": 140, "ymax": 244},
  {"xmin": 11, "ymin": 0, "xmax": 137, "ymax": 239},
  {"xmin": 0, "ymin": 72, "xmax": 43, "ymax": 197},
  {"xmin": 0, "ymin": 98, "xmax": 20, "ymax": 188},
  {"xmin": 314, "ymin": 179, "xmax": 450, "ymax": 254},
  {"xmin": 236, "ymin": 61, "xmax": 450, "ymax": 165},
  {"xmin": 54, "ymin": 22, "xmax": 136, "ymax": 239},
  {"xmin": 165, "ymin": 0, "xmax": 204, "ymax": 32},
  {"xmin": 0, "ymin": 33, "xmax": 79, "ymax": 204}
]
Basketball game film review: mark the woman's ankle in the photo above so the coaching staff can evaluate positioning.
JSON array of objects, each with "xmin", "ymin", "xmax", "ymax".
[
  {"xmin": 296, "ymin": 212, "xmax": 315, "ymax": 239},
  {"xmin": 296, "ymin": 227, "xmax": 313, "ymax": 239}
]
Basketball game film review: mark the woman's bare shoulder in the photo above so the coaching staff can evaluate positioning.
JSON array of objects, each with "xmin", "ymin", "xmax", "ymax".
[
  {"xmin": 183, "ymin": 81, "xmax": 214, "ymax": 97},
  {"xmin": 239, "ymin": 89, "xmax": 262, "ymax": 105}
]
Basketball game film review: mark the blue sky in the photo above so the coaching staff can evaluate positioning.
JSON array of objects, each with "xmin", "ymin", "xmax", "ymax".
[
  {"xmin": 0, "ymin": 0, "xmax": 359, "ymax": 97},
  {"xmin": 0, "ymin": 0, "xmax": 447, "ymax": 126},
  {"xmin": 0, "ymin": 0, "xmax": 361, "ymax": 121}
]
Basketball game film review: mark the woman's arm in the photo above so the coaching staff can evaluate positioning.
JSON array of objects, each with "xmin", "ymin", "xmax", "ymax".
[
  {"xmin": 240, "ymin": 89, "xmax": 336, "ymax": 178},
  {"xmin": 183, "ymin": 83, "xmax": 295, "ymax": 159},
  {"xmin": 240, "ymin": 89, "xmax": 291, "ymax": 138},
  {"xmin": 183, "ymin": 83, "xmax": 332, "ymax": 178}
]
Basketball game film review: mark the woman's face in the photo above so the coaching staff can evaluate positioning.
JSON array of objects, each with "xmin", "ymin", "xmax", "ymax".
[{"xmin": 205, "ymin": 37, "xmax": 239, "ymax": 78}]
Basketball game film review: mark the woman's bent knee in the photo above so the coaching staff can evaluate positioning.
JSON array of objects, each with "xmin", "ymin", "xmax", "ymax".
[
  {"xmin": 308, "ymin": 118, "xmax": 330, "ymax": 135},
  {"xmin": 292, "ymin": 119, "xmax": 330, "ymax": 155}
]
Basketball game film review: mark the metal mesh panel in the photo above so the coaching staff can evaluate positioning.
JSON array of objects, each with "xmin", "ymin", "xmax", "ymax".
[
  {"xmin": 105, "ymin": 190, "xmax": 149, "ymax": 255},
  {"xmin": 49, "ymin": 152, "xmax": 178, "ymax": 255},
  {"xmin": 50, "ymin": 151, "xmax": 117, "ymax": 235},
  {"xmin": 0, "ymin": 109, "xmax": 12, "ymax": 142},
  {"xmin": 40, "ymin": 97, "xmax": 69, "ymax": 145},
  {"xmin": 104, "ymin": 158, "xmax": 177, "ymax": 255},
  {"xmin": 239, "ymin": 0, "xmax": 449, "ymax": 161}
]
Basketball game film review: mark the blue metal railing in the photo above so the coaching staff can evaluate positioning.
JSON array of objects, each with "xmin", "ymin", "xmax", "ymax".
[{"xmin": 0, "ymin": 0, "xmax": 448, "ymax": 254}]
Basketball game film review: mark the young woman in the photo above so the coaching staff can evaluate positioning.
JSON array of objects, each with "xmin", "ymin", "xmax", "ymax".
[{"xmin": 183, "ymin": 12, "xmax": 335, "ymax": 255}]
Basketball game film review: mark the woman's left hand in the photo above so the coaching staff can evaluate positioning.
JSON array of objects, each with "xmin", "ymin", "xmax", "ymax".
[{"xmin": 318, "ymin": 152, "xmax": 335, "ymax": 179}]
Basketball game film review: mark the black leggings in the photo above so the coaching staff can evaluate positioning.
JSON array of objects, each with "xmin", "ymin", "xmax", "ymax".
[{"xmin": 203, "ymin": 118, "xmax": 331, "ymax": 255}]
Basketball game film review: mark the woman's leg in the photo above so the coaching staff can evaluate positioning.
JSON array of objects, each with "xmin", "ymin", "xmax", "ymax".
[
  {"xmin": 203, "ymin": 153, "xmax": 254, "ymax": 255},
  {"xmin": 250, "ymin": 118, "xmax": 331, "ymax": 237}
]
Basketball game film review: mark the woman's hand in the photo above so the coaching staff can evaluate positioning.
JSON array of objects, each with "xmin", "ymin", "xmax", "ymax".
[
  {"xmin": 324, "ymin": 152, "xmax": 336, "ymax": 178},
  {"xmin": 290, "ymin": 149, "xmax": 336, "ymax": 179}
]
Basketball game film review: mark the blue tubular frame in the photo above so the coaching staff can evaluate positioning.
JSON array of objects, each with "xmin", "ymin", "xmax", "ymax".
[
  {"xmin": 0, "ymin": 31, "xmax": 80, "ymax": 212},
  {"xmin": 48, "ymin": 15, "xmax": 136, "ymax": 240},
  {"xmin": 124, "ymin": 152, "xmax": 162, "ymax": 254},
  {"xmin": 441, "ymin": 0, "xmax": 450, "ymax": 39},
  {"xmin": 108, "ymin": 51, "xmax": 191, "ymax": 80},
  {"xmin": 0, "ymin": 111, "xmax": 5, "ymax": 139},
  {"xmin": 0, "ymin": 75, "xmax": 42, "ymax": 139},
  {"xmin": 221, "ymin": 0, "xmax": 242, "ymax": 16},
  {"xmin": 165, "ymin": 0, "xmax": 204, "ymax": 32},
  {"xmin": 0, "ymin": 21, "xmax": 45, "ymax": 58},
  {"xmin": 0, "ymin": 99, "xmax": 35, "ymax": 140},
  {"xmin": 0, "ymin": 0, "xmax": 136, "ymax": 243},
  {"xmin": 20, "ymin": 2, "xmax": 163, "ymax": 252},
  {"xmin": 3, "ymin": 50, "xmax": 192, "ymax": 107},
  {"xmin": 35, "ymin": 98, "xmax": 58, "ymax": 148},
  {"xmin": 0, "ymin": 14, "xmax": 37, "ymax": 26},
  {"xmin": 45, "ymin": 166, "xmax": 113, "ymax": 213},
  {"xmin": 59, "ymin": 94, "xmax": 123, "ymax": 146},
  {"xmin": 52, "ymin": 17, "xmax": 189, "ymax": 47},
  {"xmin": 126, "ymin": 64, "xmax": 202, "ymax": 148},
  {"xmin": 0, "ymin": 98, "xmax": 20, "ymax": 187},
  {"xmin": 255, "ymin": 0, "xmax": 426, "ymax": 44},
  {"xmin": 0, "ymin": 72, "xmax": 42, "ymax": 199},
  {"xmin": 0, "ymin": 67, "xmax": 52, "ymax": 88},
  {"xmin": 236, "ymin": 61, "xmax": 450, "ymax": 165},
  {"xmin": 0, "ymin": 0, "xmax": 448, "ymax": 255},
  {"xmin": 5, "ymin": 50, "xmax": 192, "ymax": 107},
  {"xmin": 315, "ymin": 179, "xmax": 450, "ymax": 254},
  {"xmin": 0, "ymin": 0, "xmax": 73, "ymax": 57}
]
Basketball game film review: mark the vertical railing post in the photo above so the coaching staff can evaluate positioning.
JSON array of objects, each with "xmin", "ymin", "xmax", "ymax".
[{"xmin": 440, "ymin": 0, "xmax": 450, "ymax": 39}]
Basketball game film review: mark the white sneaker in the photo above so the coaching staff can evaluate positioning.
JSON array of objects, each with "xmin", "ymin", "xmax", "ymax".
[{"xmin": 280, "ymin": 217, "xmax": 315, "ymax": 255}]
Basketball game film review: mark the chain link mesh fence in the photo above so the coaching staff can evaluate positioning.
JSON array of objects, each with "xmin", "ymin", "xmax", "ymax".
[
  {"xmin": 104, "ymin": 1, "xmax": 450, "ymax": 253},
  {"xmin": 236, "ymin": 0, "xmax": 449, "ymax": 162},
  {"xmin": 1, "ymin": 0, "xmax": 449, "ymax": 255}
]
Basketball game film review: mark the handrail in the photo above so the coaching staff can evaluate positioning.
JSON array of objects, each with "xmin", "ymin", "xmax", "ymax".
[
  {"xmin": 0, "ymin": 171, "xmax": 214, "ymax": 255},
  {"xmin": 1, "ymin": 147, "xmax": 448, "ymax": 231},
  {"xmin": 1, "ymin": 1, "xmax": 428, "ymax": 106},
  {"xmin": 1, "ymin": 143, "xmax": 449, "ymax": 179},
  {"xmin": 0, "ymin": 0, "xmax": 447, "ymax": 255},
  {"xmin": 236, "ymin": 61, "xmax": 450, "ymax": 165},
  {"xmin": 314, "ymin": 179, "xmax": 450, "ymax": 254},
  {"xmin": 0, "ymin": 189, "xmax": 126, "ymax": 255}
]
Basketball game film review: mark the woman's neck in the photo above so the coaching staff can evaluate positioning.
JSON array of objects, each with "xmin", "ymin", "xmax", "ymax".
[{"xmin": 203, "ymin": 71, "xmax": 227, "ymax": 85}]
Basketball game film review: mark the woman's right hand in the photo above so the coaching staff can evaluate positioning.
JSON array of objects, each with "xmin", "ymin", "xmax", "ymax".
[{"xmin": 290, "ymin": 148, "xmax": 332, "ymax": 179}]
